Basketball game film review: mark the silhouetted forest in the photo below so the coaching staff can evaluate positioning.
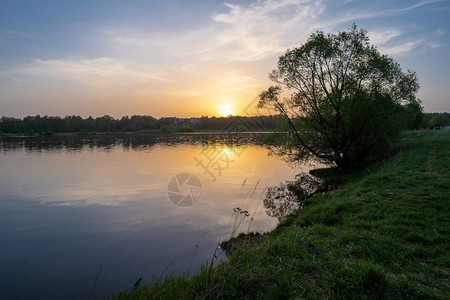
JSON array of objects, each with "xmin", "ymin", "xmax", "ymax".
[
  {"xmin": 0, "ymin": 115, "xmax": 284, "ymax": 135},
  {"xmin": 0, "ymin": 113, "xmax": 446, "ymax": 136},
  {"xmin": 424, "ymin": 112, "xmax": 450, "ymax": 128}
]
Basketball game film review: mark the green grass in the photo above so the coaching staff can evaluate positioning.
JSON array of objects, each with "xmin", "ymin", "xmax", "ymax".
[{"xmin": 109, "ymin": 131, "xmax": 449, "ymax": 299}]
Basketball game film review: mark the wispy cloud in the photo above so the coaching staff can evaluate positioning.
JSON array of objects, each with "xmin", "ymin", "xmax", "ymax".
[
  {"xmin": 0, "ymin": 29, "xmax": 35, "ymax": 47},
  {"xmin": 368, "ymin": 23, "xmax": 447, "ymax": 57},
  {"xmin": 0, "ymin": 72, "xmax": 21, "ymax": 82},
  {"xmin": 366, "ymin": 26, "xmax": 425, "ymax": 57},
  {"xmin": 398, "ymin": 0, "xmax": 448, "ymax": 12},
  {"xmin": 210, "ymin": 0, "xmax": 325, "ymax": 61},
  {"xmin": 368, "ymin": 29, "xmax": 402, "ymax": 46},
  {"xmin": 13, "ymin": 57, "xmax": 169, "ymax": 88},
  {"xmin": 434, "ymin": 28, "xmax": 445, "ymax": 37},
  {"xmin": 129, "ymin": 0, "xmax": 327, "ymax": 63},
  {"xmin": 379, "ymin": 39, "xmax": 425, "ymax": 56},
  {"xmin": 428, "ymin": 42, "xmax": 446, "ymax": 49}
]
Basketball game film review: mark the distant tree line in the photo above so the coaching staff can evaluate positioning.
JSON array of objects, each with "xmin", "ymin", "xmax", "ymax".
[
  {"xmin": 0, "ymin": 114, "xmax": 283, "ymax": 135},
  {"xmin": 0, "ymin": 113, "xmax": 446, "ymax": 136},
  {"xmin": 424, "ymin": 112, "xmax": 450, "ymax": 128}
]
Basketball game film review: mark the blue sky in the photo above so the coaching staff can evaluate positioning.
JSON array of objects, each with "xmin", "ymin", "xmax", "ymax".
[{"xmin": 1, "ymin": 0, "xmax": 449, "ymax": 118}]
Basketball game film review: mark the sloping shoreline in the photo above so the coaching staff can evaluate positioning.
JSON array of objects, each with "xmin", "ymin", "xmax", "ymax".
[{"xmin": 109, "ymin": 131, "xmax": 449, "ymax": 299}]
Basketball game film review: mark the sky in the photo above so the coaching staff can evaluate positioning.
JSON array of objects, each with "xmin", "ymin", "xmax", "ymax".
[{"xmin": 0, "ymin": 0, "xmax": 449, "ymax": 118}]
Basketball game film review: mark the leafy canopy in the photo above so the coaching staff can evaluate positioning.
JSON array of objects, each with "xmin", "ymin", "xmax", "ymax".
[{"xmin": 258, "ymin": 25, "xmax": 421, "ymax": 169}]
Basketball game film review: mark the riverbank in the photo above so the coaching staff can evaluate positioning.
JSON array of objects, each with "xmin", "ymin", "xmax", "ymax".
[{"xmin": 109, "ymin": 130, "xmax": 449, "ymax": 299}]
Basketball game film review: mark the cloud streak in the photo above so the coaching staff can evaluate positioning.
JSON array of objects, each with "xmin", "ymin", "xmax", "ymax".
[
  {"xmin": 12, "ymin": 57, "xmax": 169, "ymax": 88},
  {"xmin": 0, "ymin": 73, "xmax": 21, "ymax": 82},
  {"xmin": 379, "ymin": 39, "xmax": 425, "ymax": 56},
  {"xmin": 210, "ymin": 0, "xmax": 325, "ymax": 61},
  {"xmin": 398, "ymin": 0, "xmax": 448, "ymax": 12}
]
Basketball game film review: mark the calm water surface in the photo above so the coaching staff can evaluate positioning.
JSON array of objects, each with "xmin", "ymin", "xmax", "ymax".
[{"xmin": 0, "ymin": 133, "xmax": 311, "ymax": 299}]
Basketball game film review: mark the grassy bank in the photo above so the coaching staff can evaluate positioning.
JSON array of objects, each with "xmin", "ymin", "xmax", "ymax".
[{"xmin": 110, "ymin": 131, "xmax": 449, "ymax": 299}]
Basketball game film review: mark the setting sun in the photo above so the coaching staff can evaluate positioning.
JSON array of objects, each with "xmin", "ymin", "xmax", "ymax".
[{"xmin": 218, "ymin": 104, "xmax": 235, "ymax": 117}]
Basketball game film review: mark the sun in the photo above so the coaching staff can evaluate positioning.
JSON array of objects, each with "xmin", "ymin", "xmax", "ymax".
[{"xmin": 218, "ymin": 104, "xmax": 235, "ymax": 117}]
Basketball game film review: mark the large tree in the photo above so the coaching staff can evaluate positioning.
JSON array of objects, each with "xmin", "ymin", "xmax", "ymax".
[{"xmin": 258, "ymin": 25, "xmax": 421, "ymax": 169}]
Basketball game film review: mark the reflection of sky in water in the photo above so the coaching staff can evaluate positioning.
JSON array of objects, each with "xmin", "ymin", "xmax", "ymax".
[{"xmin": 0, "ymin": 135, "xmax": 315, "ymax": 299}]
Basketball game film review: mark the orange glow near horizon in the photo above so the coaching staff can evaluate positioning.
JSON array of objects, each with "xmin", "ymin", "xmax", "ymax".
[{"xmin": 217, "ymin": 103, "xmax": 236, "ymax": 117}]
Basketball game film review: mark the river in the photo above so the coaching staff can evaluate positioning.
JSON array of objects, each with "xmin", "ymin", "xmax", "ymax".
[{"xmin": 0, "ymin": 133, "xmax": 313, "ymax": 299}]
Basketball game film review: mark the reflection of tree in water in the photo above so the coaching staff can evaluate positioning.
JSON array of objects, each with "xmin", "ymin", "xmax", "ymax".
[
  {"xmin": 264, "ymin": 173, "xmax": 324, "ymax": 222},
  {"xmin": 0, "ymin": 132, "xmax": 266, "ymax": 152}
]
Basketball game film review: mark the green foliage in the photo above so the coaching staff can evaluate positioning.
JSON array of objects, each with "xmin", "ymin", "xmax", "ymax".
[
  {"xmin": 400, "ymin": 100, "xmax": 425, "ymax": 129},
  {"xmin": 95, "ymin": 115, "xmax": 116, "ymax": 132},
  {"xmin": 430, "ymin": 114, "xmax": 449, "ymax": 127},
  {"xmin": 422, "ymin": 112, "xmax": 450, "ymax": 129},
  {"xmin": 78, "ymin": 129, "xmax": 90, "ymax": 135},
  {"xmin": 258, "ymin": 25, "xmax": 421, "ymax": 169},
  {"xmin": 109, "ymin": 131, "xmax": 449, "ymax": 300},
  {"xmin": 0, "ymin": 115, "xmax": 282, "ymax": 134},
  {"xmin": 176, "ymin": 126, "xmax": 195, "ymax": 132},
  {"xmin": 160, "ymin": 125, "xmax": 175, "ymax": 133},
  {"xmin": 119, "ymin": 115, "xmax": 158, "ymax": 131}
]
